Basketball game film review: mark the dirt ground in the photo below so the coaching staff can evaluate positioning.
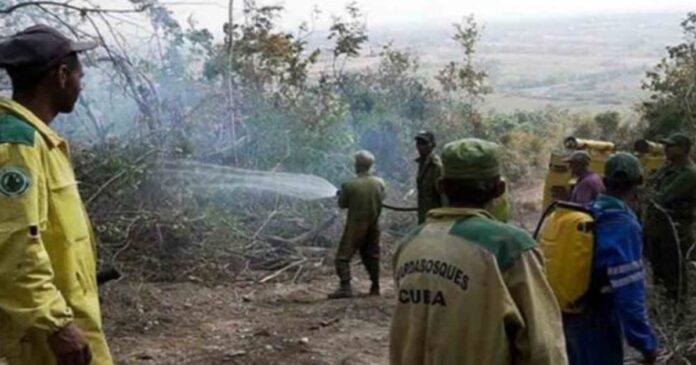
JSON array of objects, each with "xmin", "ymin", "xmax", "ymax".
[
  {"xmin": 100, "ymin": 183, "xmax": 545, "ymax": 365},
  {"xmin": 102, "ymin": 254, "xmax": 396, "ymax": 365}
]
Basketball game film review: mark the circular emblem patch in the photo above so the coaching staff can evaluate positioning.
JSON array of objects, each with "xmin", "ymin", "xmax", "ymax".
[{"xmin": 0, "ymin": 167, "xmax": 30, "ymax": 197}]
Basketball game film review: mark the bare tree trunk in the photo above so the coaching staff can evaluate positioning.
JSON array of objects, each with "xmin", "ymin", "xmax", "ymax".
[{"xmin": 225, "ymin": 0, "xmax": 238, "ymax": 165}]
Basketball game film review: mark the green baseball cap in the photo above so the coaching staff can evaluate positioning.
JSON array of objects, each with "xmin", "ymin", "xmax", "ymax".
[
  {"xmin": 441, "ymin": 138, "xmax": 501, "ymax": 179},
  {"xmin": 605, "ymin": 152, "xmax": 642, "ymax": 182},
  {"xmin": 660, "ymin": 133, "xmax": 692, "ymax": 149}
]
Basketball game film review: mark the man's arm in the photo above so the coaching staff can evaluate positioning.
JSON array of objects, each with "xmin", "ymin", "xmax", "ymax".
[
  {"xmin": 602, "ymin": 231, "xmax": 658, "ymax": 357},
  {"xmin": 337, "ymin": 183, "xmax": 349, "ymax": 209},
  {"xmin": 425, "ymin": 158, "xmax": 444, "ymax": 207},
  {"xmin": 0, "ymin": 143, "xmax": 73, "ymax": 333},
  {"xmin": 608, "ymin": 264, "xmax": 658, "ymax": 357},
  {"xmin": 503, "ymin": 248, "xmax": 569, "ymax": 365},
  {"xmin": 379, "ymin": 178, "xmax": 387, "ymax": 202}
]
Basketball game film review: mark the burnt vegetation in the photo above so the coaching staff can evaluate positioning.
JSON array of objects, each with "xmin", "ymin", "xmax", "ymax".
[{"xmin": 2, "ymin": 1, "xmax": 696, "ymax": 363}]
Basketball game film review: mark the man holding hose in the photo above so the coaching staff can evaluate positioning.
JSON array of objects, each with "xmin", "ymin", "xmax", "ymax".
[{"xmin": 329, "ymin": 151, "xmax": 386, "ymax": 298}]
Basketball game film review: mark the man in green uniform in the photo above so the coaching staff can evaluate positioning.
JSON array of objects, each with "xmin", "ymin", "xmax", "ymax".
[
  {"xmin": 415, "ymin": 131, "xmax": 443, "ymax": 224},
  {"xmin": 390, "ymin": 138, "xmax": 567, "ymax": 365},
  {"xmin": 644, "ymin": 133, "xmax": 696, "ymax": 301},
  {"xmin": 329, "ymin": 151, "xmax": 386, "ymax": 299}
]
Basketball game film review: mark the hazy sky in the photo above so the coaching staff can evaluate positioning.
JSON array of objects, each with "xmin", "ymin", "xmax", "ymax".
[{"xmin": 162, "ymin": 0, "xmax": 695, "ymax": 31}]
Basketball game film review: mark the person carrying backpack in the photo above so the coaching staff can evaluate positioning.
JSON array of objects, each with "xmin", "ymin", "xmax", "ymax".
[{"xmin": 563, "ymin": 153, "xmax": 658, "ymax": 365}]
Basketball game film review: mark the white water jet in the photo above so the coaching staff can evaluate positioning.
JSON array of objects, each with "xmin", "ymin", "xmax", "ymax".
[{"xmin": 158, "ymin": 160, "xmax": 338, "ymax": 200}]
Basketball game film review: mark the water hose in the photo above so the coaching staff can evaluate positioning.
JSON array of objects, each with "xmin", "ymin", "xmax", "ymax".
[
  {"xmin": 382, "ymin": 203, "xmax": 418, "ymax": 212},
  {"xmin": 650, "ymin": 200, "xmax": 684, "ymax": 303}
]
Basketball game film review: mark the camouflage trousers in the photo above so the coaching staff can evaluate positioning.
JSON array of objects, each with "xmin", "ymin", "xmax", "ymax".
[
  {"xmin": 335, "ymin": 219, "xmax": 380, "ymax": 285},
  {"xmin": 645, "ymin": 218, "xmax": 695, "ymax": 302}
]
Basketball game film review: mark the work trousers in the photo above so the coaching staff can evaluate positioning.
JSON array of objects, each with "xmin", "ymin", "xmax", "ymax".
[
  {"xmin": 563, "ymin": 312, "xmax": 624, "ymax": 365},
  {"xmin": 335, "ymin": 219, "xmax": 380, "ymax": 285},
  {"xmin": 645, "ymin": 216, "xmax": 695, "ymax": 301}
]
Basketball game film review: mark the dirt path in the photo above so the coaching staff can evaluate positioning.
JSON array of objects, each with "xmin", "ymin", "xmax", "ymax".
[
  {"xmin": 102, "ymin": 262, "xmax": 395, "ymax": 365},
  {"xmin": 101, "ymin": 185, "xmax": 546, "ymax": 365}
]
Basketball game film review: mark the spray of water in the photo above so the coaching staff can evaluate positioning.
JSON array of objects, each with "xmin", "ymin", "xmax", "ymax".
[{"xmin": 158, "ymin": 160, "xmax": 338, "ymax": 200}]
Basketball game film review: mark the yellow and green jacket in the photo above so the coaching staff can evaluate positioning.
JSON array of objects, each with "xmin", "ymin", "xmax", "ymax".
[
  {"xmin": 0, "ymin": 98, "xmax": 112, "ymax": 365},
  {"xmin": 390, "ymin": 207, "xmax": 567, "ymax": 365}
]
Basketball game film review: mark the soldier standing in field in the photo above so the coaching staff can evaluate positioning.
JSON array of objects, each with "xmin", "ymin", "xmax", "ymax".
[
  {"xmin": 415, "ymin": 131, "xmax": 443, "ymax": 225},
  {"xmin": 328, "ymin": 151, "xmax": 386, "ymax": 299},
  {"xmin": 644, "ymin": 133, "xmax": 696, "ymax": 301}
]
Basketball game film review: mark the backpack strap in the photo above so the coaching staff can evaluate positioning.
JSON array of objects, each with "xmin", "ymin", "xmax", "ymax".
[{"xmin": 534, "ymin": 201, "xmax": 594, "ymax": 239}]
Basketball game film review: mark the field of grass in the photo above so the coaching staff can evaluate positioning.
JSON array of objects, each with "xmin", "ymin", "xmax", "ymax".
[{"xmin": 312, "ymin": 12, "xmax": 686, "ymax": 113}]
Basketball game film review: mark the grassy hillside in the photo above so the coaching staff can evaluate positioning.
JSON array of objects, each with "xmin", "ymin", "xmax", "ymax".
[{"xmin": 312, "ymin": 12, "xmax": 685, "ymax": 113}]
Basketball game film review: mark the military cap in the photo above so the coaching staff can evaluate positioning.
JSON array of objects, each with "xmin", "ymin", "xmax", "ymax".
[
  {"xmin": 660, "ymin": 133, "xmax": 692, "ymax": 149},
  {"xmin": 441, "ymin": 138, "xmax": 501, "ymax": 179},
  {"xmin": 605, "ymin": 152, "xmax": 642, "ymax": 182},
  {"xmin": 415, "ymin": 131, "xmax": 436, "ymax": 146},
  {"xmin": 563, "ymin": 150, "xmax": 591, "ymax": 164},
  {"xmin": 0, "ymin": 25, "xmax": 97, "ymax": 71}
]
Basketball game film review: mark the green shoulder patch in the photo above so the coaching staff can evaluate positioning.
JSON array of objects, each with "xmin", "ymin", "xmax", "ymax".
[
  {"xmin": 449, "ymin": 217, "xmax": 535, "ymax": 270},
  {"xmin": 0, "ymin": 167, "xmax": 30, "ymax": 197},
  {"xmin": 0, "ymin": 113, "xmax": 36, "ymax": 146}
]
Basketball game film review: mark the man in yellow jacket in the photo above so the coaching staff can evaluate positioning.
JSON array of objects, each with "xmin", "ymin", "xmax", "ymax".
[
  {"xmin": 390, "ymin": 138, "xmax": 567, "ymax": 365},
  {"xmin": 0, "ymin": 25, "xmax": 113, "ymax": 365}
]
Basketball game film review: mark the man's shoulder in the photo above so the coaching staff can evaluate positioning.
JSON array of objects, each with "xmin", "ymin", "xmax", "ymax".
[
  {"xmin": 370, "ymin": 175, "xmax": 385, "ymax": 183},
  {"xmin": 593, "ymin": 203, "xmax": 640, "ymax": 238},
  {"xmin": 344, "ymin": 174, "xmax": 384, "ymax": 189},
  {"xmin": 683, "ymin": 163, "xmax": 696, "ymax": 177},
  {"xmin": 394, "ymin": 225, "xmax": 427, "ymax": 256},
  {"xmin": 581, "ymin": 171, "xmax": 603, "ymax": 185},
  {"xmin": 361, "ymin": 174, "xmax": 386, "ymax": 186},
  {"xmin": 429, "ymin": 153, "xmax": 442, "ymax": 167},
  {"xmin": 0, "ymin": 112, "xmax": 36, "ymax": 146},
  {"xmin": 449, "ymin": 217, "xmax": 536, "ymax": 270}
]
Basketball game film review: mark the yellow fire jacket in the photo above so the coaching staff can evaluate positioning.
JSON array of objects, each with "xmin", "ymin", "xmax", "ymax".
[
  {"xmin": 390, "ymin": 207, "xmax": 567, "ymax": 365},
  {"xmin": 0, "ymin": 98, "xmax": 112, "ymax": 365}
]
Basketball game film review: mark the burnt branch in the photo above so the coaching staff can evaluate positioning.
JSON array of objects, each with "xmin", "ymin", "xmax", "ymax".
[{"xmin": 0, "ymin": 1, "xmax": 151, "ymax": 15}]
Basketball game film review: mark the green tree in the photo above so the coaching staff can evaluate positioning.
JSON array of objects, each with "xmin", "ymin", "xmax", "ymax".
[
  {"xmin": 436, "ymin": 15, "xmax": 492, "ymax": 100},
  {"xmin": 328, "ymin": 2, "xmax": 368, "ymax": 78},
  {"xmin": 641, "ymin": 12, "xmax": 696, "ymax": 138},
  {"xmin": 595, "ymin": 111, "xmax": 621, "ymax": 140}
]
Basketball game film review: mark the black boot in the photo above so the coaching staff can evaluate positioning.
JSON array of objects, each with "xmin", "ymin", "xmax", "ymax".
[
  {"xmin": 369, "ymin": 282, "xmax": 380, "ymax": 296},
  {"xmin": 328, "ymin": 281, "xmax": 353, "ymax": 299},
  {"xmin": 365, "ymin": 258, "xmax": 380, "ymax": 296}
]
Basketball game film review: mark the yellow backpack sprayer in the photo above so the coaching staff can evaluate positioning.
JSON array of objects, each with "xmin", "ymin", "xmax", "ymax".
[{"xmin": 542, "ymin": 137, "xmax": 666, "ymax": 211}]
